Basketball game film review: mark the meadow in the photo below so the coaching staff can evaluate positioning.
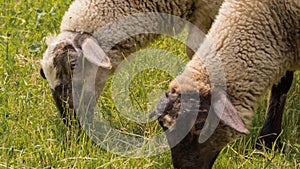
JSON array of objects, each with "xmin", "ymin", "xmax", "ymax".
[{"xmin": 0, "ymin": 0, "xmax": 299, "ymax": 168}]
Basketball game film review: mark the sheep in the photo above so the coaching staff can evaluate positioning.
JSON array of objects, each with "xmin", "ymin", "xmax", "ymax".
[
  {"xmin": 40, "ymin": 0, "xmax": 294, "ymax": 155},
  {"xmin": 154, "ymin": 0, "xmax": 300, "ymax": 168},
  {"xmin": 40, "ymin": 0, "xmax": 224, "ymax": 125},
  {"xmin": 40, "ymin": 0, "xmax": 294, "ymax": 154}
]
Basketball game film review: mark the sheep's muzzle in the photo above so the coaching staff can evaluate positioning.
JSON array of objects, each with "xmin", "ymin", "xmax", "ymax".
[{"xmin": 50, "ymin": 84, "xmax": 77, "ymax": 126}]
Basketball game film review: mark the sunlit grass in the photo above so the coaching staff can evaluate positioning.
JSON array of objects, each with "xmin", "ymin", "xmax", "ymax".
[{"xmin": 0, "ymin": 0, "xmax": 299, "ymax": 168}]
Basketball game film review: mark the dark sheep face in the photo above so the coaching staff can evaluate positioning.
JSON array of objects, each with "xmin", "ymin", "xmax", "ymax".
[
  {"xmin": 154, "ymin": 89, "xmax": 218, "ymax": 169},
  {"xmin": 40, "ymin": 39, "xmax": 80, "ymax": 124},
  {"xmin": 154, "ymin": 84, "xmax": 249, "ymax": 168},
  {"xmin": 40, "ymin": 32, "xmax": 111, "ymax": 125}
]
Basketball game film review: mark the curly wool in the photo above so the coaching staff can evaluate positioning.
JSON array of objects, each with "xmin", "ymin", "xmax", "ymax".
[
  {"xmin": 171, "ymin": 0, "xmax": 300, "ymax": 128},
  {"xmin": 60, "ymin": 0, "xmax": 222, "ymax": 33},
  {"xmin": 60, "ymin": 0, "xmax": 223, "ymax": 64}
]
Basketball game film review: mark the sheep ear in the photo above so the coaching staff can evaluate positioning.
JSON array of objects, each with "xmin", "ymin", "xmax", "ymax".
[
  {"xmin": 212, "ymin": 88, "xmax": 249, "ymax": 134},
  {"xmin": 81, "ymin": 37, "xmax": 112, "ymax": 69}
]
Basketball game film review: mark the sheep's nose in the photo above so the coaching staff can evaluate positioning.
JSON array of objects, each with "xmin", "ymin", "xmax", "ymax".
[{"xmin": 151, "ymin": 91, "xmax": 179, "ymax": 115}]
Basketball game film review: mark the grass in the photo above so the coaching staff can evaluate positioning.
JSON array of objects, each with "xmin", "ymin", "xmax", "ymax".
[{"xmin": 0, "ymin": 0, "xmax": 299, "ymax": 168}]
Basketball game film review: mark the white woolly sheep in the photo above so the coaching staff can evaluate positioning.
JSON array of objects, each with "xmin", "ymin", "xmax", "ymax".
[
  {"xmin": 40, "ymin": 0, "xmax": 295, "ymax": 159},
  {"xmin": 40, "ymin": 0, "xmax": 224, "ymax": 125},
  {"xmin": 155, "ymin": 0, "xmax": 299, "ymax": 168},
  {"xmin": 40, "ymin": 0, "xmax": 291, "ymax": 136}
]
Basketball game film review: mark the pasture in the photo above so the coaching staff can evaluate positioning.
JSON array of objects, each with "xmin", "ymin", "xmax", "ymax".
[{"xmin": 0, "ymin": 0, "xmax": 299, "ymax": 168}]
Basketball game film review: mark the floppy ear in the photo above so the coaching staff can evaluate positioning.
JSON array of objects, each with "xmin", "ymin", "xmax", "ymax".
[
  {"xmin": 212, "ymin": 88, "xmax": 249, "ymax": 134},
  {"xmin": 81, "ymin": 37, "xmax": 112, "ymax": 69}
]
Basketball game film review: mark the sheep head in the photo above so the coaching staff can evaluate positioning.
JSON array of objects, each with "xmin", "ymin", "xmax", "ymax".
[
  {"xmin": 154, "ymin": 71, "xmax": 249, "ymax": 168},
  {"xmin": 40, "ymin": 32, "xmax": 111, "ymax": 124}
]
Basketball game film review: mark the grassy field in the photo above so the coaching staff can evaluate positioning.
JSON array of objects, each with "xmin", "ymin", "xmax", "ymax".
[{"xmin": 0, "ymin": 0, "xmax": 299, "ymax": 168}]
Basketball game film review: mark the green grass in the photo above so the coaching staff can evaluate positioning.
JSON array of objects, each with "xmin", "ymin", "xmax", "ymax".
[{"xmin": 0, "ymin": 0, "xmax": 299, "ymax": 168}]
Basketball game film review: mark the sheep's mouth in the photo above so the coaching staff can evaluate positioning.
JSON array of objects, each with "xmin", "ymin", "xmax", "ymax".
[{"xmin": 51, "ymin": 86, "xmax": 77, "ymax": 125}]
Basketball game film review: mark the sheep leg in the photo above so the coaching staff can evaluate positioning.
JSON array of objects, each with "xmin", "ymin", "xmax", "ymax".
[{"xmin": 256, "ymin": 71, "xmax": 294, "ymax": 150}]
